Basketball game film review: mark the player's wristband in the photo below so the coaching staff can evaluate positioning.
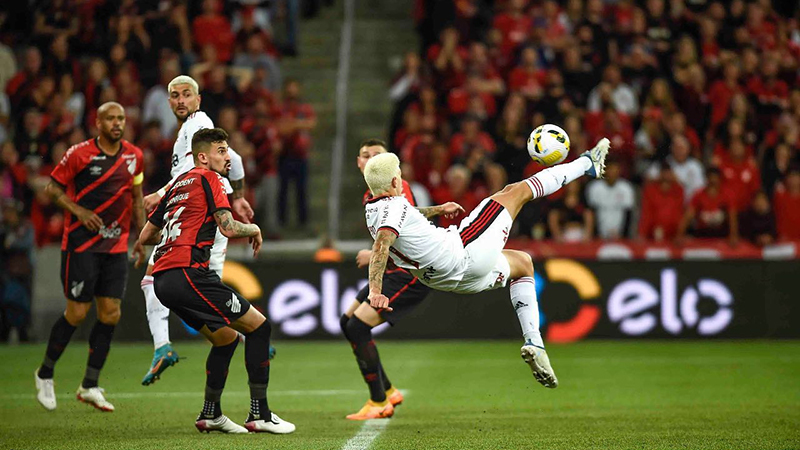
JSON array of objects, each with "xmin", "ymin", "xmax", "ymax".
[{"xmin": 156, "ymin": 187, "xmax": 166, "ymax": 197}]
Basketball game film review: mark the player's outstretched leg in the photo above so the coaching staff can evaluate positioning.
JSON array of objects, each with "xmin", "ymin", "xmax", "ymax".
[
  {"xmin": 195, "ymin": 327, "xmax": 247, "ymax": 434},
  {"xmin": 341, "ymin": 306, "xmax": 395, "ymax": 420},
  {"xmin": 234, "ymin": 310, "xmax": 295, "ymax": 434},
  {"xmin": 141, "ymin": 270, "xmax": 181, "ymax": 386},
  {"xmin": 503, "ymin": 250, "xmax": 558, "ymax": 388},
  {"xmin": 491, "ymin": 138, "xmax": 610, "ymax": 220}
]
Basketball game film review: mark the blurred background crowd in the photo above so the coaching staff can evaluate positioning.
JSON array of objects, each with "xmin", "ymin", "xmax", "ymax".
[{"xmin": 393, "ymin": 0, "xmax": 800, "ymax": 246}]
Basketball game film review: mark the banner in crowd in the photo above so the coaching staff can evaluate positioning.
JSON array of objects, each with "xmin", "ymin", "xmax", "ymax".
[{"xmin": 116, "ymin": 260, "xmax": 800, "ymax": 341}]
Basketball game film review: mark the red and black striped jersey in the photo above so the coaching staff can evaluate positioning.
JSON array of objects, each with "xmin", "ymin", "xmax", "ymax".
[
  {"xmin": 148, "ymin": 167, "xmax": 231, "ymax": 274},
  {"xmin": 51, "ymin": 138, "xmax": 144, "ymax": 253},
  {"xmin": 362, "ymin": 180, "xmax": 416, "ymax": 206}
]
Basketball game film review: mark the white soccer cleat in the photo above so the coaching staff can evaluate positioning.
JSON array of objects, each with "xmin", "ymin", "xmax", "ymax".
[
  {"xmin": 521, "ymin": 344, "xmax": 559, "ymax": 388},
  {"xmin": 34, "ymin": 369, "xmax": 57, "ymax": 411},
  {"xmin": 76, "ymin": 386, "xmax": 115, "ymax": 412},
  {"xmin": 195, "ymin": 415, "xmax": 249, "ymax": 434},
  {"xmin": 245, "ymin": 412, "xmax": 296, "ymax": 434},
  {"xmin": 581, "ymin": 137, "xmax": 610, "ymax": 179}
]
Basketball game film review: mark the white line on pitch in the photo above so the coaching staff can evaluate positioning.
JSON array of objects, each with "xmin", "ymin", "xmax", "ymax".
[
  {"xmin": 341, "ymin": 420, "xmax": 389, "ymax": 450},
  {"xmin": 4, "ymin": 389, "xmax": 363, "ymax": 400},
  {"xmin": 339, "ymin": 390, "xmax": 409, "ymax": 450}
]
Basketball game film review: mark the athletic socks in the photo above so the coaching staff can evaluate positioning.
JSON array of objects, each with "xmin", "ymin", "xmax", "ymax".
[
  {"xmin": 525, "ymin": 157, "xmax": 592, "ymax": 199},
  {"xmin": 142, "ymin": 275, "xmax": 171, "ymax": 349},
  {"xmin": 244, "ymin": 321, "xmax": 272, "ymax": 422},
  {"xmin": 198, "ymin": 338, "xmax": 238, "ymax": 420},
  {"xmin": 82, "ymin": 322, "xmax": 116, "ymax": 388},
  {"xmin": 38, "ymin": 315, "xmax": 77, "ymax": 379},
  {"xmin": 510, "ymin": 277, "xmax": 545, "ymax": 348},
  {"xmin": 345, "ymin": 316, "xmax": 387, "ymax": 402}
]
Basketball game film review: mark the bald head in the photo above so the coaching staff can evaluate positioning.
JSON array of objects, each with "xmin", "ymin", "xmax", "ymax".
[{"xmin": 96, "ymin": 102, "xmax": 126, "ymax": 144}]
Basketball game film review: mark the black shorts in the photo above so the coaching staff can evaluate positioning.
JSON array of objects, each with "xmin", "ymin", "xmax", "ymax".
[
  {"xmin": 153, "ymin": 267, "xmax": 251, "ymax": 332},
  {"xmin": 356, "ymin": 268, "xmax": 430, "ymax": 325},
  {"xmin": 60, "ymin": 251, "xmax": 128, "ymax": 303}
]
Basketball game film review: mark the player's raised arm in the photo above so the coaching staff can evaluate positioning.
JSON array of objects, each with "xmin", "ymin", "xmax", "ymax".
[
  {"xmin": 417, "ymin": 202, "xmax": 465, "ymax": 220},
  {"xmin": 367, "ymin": 228, "xmax": 398, "ymax": 310}
]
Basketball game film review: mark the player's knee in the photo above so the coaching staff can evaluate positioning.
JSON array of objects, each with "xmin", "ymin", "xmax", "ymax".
[
  {"xmin": 345, "ymin": 316, "xmax": 372, "ymax": 343},
  {"xmin": 98, "ymin": 306, "xmax": 121, "ymax": 325},
  {"xmin": 65, "ymin": 309, "xmax": 87, "ymax": 326},
  {"xmin": 511, "ymin": 251, "xmax": 534, "ymax": 278}
]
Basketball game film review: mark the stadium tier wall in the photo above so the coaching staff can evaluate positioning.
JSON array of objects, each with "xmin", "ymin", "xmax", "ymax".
[{"xmin": 30, "ymin": 249, "xmax": 800, "ymax": 341}]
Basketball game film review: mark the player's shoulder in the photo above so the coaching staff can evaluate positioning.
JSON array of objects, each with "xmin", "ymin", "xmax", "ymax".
[
  {"xmin": 120, "ymin": 139, "xmax": 144, "ymax": 157},
  {"xmin": 65, "ymin": 139, "xmax": 96, "ymax": 157},
  {"xmin": 196, "ymin": 167, "xmax": 227, "ymax": 186},
  {"xmin": 186, "ymin": 110, "xmax": 214, "ymax": 128}
]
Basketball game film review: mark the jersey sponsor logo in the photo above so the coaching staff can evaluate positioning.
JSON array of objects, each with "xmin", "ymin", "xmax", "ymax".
[
  {"xmin": 173, "ymin": 177, "xmax": 196, "ymax": 189},
  {"xmin": 167, "ymin": 192, "xmax": 190, "ymax": 206},
  {"xmin": 98, "ymin": 220, "xmax": 122, "ymax": 239},
  {"xmin": 91, "ymin": 154, "xmax": 107, "ymax": 161},
  {"xmin": 71, "ymin": 280, "xmax": 84, "ymax": 298},
  {"xmin": 89, "ymin": 166, "xmax": 102, "ymax": 176},
  {"xmin": 227, "ymin": 293, "xmax": 242, "ymax": 314}
]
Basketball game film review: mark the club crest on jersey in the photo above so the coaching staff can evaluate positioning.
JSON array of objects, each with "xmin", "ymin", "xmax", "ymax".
[
  {"xmin": 71, "ymin": 281, "xmax": 84, "ymax": 298},
  {"xmin": 125, "ymin": 156, "xmax": 137, "ymax": 175}
]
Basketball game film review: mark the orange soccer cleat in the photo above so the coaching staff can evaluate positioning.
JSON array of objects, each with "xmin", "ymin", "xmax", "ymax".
[
  {"xmin": 345, "ymin": 399, "xmax": 394, "ymax": 420},
  {"xmin": 385, "ymin": 387, "xmax": 404, "ymax": 407}
]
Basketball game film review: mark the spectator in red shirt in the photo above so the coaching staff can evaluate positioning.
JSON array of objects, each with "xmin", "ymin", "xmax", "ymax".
[
  {"xmin": 449, "ymin": 115, "xmax": 495, "ymax": 160},
  {"xmin": 491, "ymin": 0, "xmax": 531, "ymax": 60},
  {"xmin": 678, "ymin": 168, "xmax": 738, "ymax": 244},
  {"xmin": 507, "ymin": 46, "xmax": 546, "ymax": 101},
  {"xmin": 639, "ymin": 165, "xmax": 685, "ymax": 242},
  {"xmin": 719, "ymin": 138, "xmax": 761, "ymax": 210},
  {"xmin": 431, "ymin": 165, "xmax": 480, "ymax": 228},
  {"xmin": 277, "ymin": 79, "xmax": 317, "ymax": 228},
  {"xmin": 6, "ymin": 47, "xmax": 42, "ymax": 111},
  {"xmin": 427, "ymin": 26, "xmax": 468, "ymax": 91},
  {"xmin": 708, "ymin": 59, "xmax": 743, "ymax": 130},
  {"xmin": 773, "ymin": 167, "xmax": 800, "ymax": 240},
  {"xmin": 739, "ymin": 190, "xmax": 777, "ymax": 246},
  {"xmin": 192, "ymin": 0, "xmax": 234, "ymax": 63}
]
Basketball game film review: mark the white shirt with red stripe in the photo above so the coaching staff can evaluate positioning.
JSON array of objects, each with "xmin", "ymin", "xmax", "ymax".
[
  {"xmin": 169, "ymin": 110, "xmax": 244, "ymax": 194},
  {"xmin": 366, "ymin": 194, "xmax": 465, "ymax": 291}
]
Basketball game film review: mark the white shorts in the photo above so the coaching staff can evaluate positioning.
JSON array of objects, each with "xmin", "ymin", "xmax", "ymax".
[
  {"xmin": 147, "ymin": 228, "xmax": 228, "ymax": 278},
  {"xmin": 450, "ymin": 198, "xmax": 512, "ymax": 294}
]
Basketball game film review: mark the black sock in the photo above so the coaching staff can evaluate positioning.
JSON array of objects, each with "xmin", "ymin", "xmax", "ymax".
[
  {"xmin": 345, "ymin": 316, "xmax": 386, "ymax": 402},
  {"xmin": 82, "ymin": 322, "xmax": 115, "ymax": 388},
  {"xmin": 38, "ymin": 316, "xmax": 77, "ymax": 379},
  {"xmin": 199, "ymin": 338, "xmax": 238, "ymax": 419},
  {"xmin": 244, "ymin": 321, "xmax": 272, "ymax": 421},
  {"xmin": 342, "ymin": 314, "xmax": 393, "ymax": 392}
]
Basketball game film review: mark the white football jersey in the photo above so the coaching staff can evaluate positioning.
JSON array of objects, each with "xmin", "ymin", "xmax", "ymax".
[
  {"xmin": 169, "ymin": 110, "xmax": 244, "ymax": 194},
  {"xmin": 366, "ymin": 195, "xmax": 465, "ymax": 291}
]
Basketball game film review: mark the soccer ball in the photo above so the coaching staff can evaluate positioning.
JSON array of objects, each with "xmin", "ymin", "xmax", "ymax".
[{"xmin": 527, "ymin": 124, "xmax": 570, "ymax": 166}]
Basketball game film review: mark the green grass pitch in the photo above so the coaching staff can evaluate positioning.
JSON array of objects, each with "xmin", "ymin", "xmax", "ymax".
[{"xmin": 1, "ymin": 340, "xmax": 798, "ymax": 449}]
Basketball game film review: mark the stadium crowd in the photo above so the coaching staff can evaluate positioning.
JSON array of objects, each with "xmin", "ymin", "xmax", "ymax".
[{"xmin": 394, "ymin": 0, "xmax": 800, "ymax": 245}]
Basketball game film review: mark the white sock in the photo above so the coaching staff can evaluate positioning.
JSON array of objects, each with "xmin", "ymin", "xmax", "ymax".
[
  {"xmin": 510, "ymin": 277, "xmax": 544, "ymax": 348},
  {"xmin": 525, "ymin": 157, "xmax": 591, "ymax": 199},
  {"xmin": 142, "ymin": 275, "xmax": 171, "ymax": 349}
]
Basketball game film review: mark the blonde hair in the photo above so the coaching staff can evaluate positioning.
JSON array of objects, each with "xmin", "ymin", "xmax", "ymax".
[
  {"xmin": 168, "ymin": 75, "xmax": 199, "ymax": 95},
  {"xmin": 364, "ymin": 152, "xmax": 401, "ymax": 195}
]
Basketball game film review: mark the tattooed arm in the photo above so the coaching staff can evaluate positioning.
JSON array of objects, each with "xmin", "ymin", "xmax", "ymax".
[
  {"xmin": 214, "ymin": 209, "xmax": 263, "ymax": 257},
  {"xmin": 367, "ymin": 229, "xmax": 398, "ymax": 310},
  {"xmin": 417, "ymin": 202, "xmax": 466, "ymax": 219}
]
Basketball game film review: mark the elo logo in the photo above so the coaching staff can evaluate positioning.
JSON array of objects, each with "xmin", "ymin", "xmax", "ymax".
[
  {"xmin": 607, "ymin": 268, "xmax": 733, "ymax": 336},
  {"xmin": 541, "ymin": 260, "xmax": 735, "ymax": 342}
]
